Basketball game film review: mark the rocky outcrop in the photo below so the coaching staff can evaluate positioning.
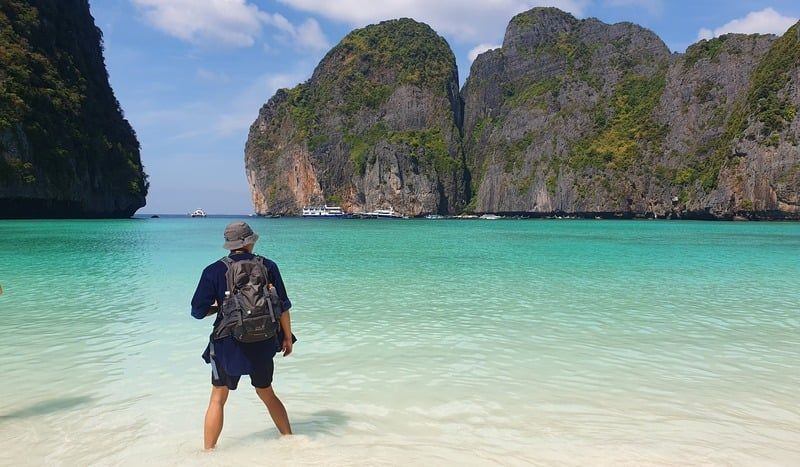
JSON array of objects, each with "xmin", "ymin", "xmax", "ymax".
[
  {"xmin": 247, "ymin": 8, "xmax": 800, "ymax": 219},
  {"xmin": 246, "ymin": 19, "xmax": 466, "ymax": 216},
  {"xmin": 0, "ymin": 0, "xmax": 147, "ymax": 218},
  {"xmin": 462, "ymin": 8, "xmax": 800, "ymax": 219},
  {"xmin": 463, "ymin": 8, "xmax": 672, "ymax": 215}
]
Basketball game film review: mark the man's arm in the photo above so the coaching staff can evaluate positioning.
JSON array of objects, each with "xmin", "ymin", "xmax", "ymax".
[
  {"xmin": 279, "ymin": 310, "xmax": 292, "ymax": 356},
  {"xmin": 190, "ymin": 267, "xmax": 218, "ymax": 319}
]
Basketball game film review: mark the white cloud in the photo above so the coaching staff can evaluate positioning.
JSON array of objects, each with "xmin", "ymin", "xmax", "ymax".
[
  {"xmin": 294, "ymin": 19, "xmax": 329, "ymax": 51},
  {"xmin": 130, "ymin": 0, "xmax": 329, "ymax": 50},
  {"xmin": 604, "ymin": 0, "xmax": 662, "ymax": 16},
  {"xmin": 468, "ymin": 43, "xmax": 501, "ymax": 62},
  {"xmin": 131, "ymin": 0, "xmax": 265, "ymax": 46},
  {"xmin": 277, "ymin": 0, "xmax": 590, "ymax": 43},
  {"xmin": 263, "ymin": 14, "xmax": 330, "ymax": 51},
  {"xmin": 261, "ymin": 12, "xmax": 296, "ymax": 35},
  {"xmin": 697, "ymin": 8, "xmax": 798, "ymax": 40}
]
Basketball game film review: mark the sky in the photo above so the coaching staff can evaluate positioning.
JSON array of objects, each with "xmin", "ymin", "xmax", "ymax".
[{"xmin": 87, "ymin": 0, "xmax": 800, "ymax": 214}]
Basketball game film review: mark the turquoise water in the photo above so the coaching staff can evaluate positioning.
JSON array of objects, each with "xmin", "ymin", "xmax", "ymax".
[{"xmin": 1, "ymin": 218, "xmax": 798, "ymax": 465}]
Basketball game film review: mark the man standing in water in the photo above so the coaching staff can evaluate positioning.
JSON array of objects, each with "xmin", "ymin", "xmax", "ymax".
[{"xmin": 191, "ymin": 221, "xmax": 294, "ymax": 449}]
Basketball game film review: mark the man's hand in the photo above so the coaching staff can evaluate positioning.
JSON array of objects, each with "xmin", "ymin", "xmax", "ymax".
[
  {"xmin": 281, "ymin": 336, "xmax": 293, "ymax": 357},
  {"xmin": 279, "ymin": 310, "xmax": 292, "ymax": 357}
]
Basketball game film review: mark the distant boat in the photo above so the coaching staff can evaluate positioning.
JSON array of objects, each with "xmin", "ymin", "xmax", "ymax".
[
  {"xmin": 302, "ymin": 205, "xmax": 346, "ymax": 217},
  {"xmin": 150, "ymin": 215, "xmax": 160, "ymax": 218},
  {"xmin": 189, "ymin": 209, "xmax": 207, "ymax": 217},
  {"xmin": 363, "ymin": 207, "xmax": 406, "ymax": 219},
  {"xmin": 425, "ymin": 214, "xmax": 445, "ymax": 219},
  {"xmin": 479, "ymin": 214, "xmax": 503, "ymax": 220}
]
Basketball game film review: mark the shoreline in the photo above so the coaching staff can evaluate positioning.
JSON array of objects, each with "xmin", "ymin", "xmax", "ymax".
[{"xmin": 4, "ymin": 210, "xmax": 799, "ymax": 221}]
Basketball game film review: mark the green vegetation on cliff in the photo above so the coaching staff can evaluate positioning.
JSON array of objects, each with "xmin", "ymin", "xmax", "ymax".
[
  {"xmin": 345, "ymin": 123, "xmax": 461, "ymax": 175},
  {"xmin": 674, "ymin": 24, "xmax": 800, "ymax": 195},
  {"xmin": 741, "ymin": 22, "xmax": 799, "ymax": 137},
  {"xmin": 283, "ymin": 18, "xmax": 460, "ymax": 179},
  {"xmin": 335, "ymin": 19, "xmax": 455, "ymax": 89},
  {"xmin": 0, "ymin": 0, "xmax": 147, "ymax": 201},
  {"xmin": 284, "ymin": 19, "xmax": 456, "ymax": 141},
  {"xmin": 569, "ymin": 70, "xmax": 667, "ymax": 170},
  {"xmin": 684, "ymin": 36, "xmax": 729, "ymax": 67}
]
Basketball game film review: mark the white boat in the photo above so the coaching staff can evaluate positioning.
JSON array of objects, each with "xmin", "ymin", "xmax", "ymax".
[
  {"xmin": 302, "ymin": 205, "xmax": 346, "ymax": 217},
  {"xmin": 190, "ymin": 209, "xmax": 207, "ymax": 217},
  {"xmin": 425, "ymin": 214, "xmax": 445, "ymax": 219},
  {"xmin": 479, "ymin": 214, "xmax": 503, "ymax": 220},
  {"xmin": 372, "ymin": 208, "xmax": 406, "ymax": 219},
  {"xmin": 357, "ymin": 207, "xmax": 406, "ymax": 219}
]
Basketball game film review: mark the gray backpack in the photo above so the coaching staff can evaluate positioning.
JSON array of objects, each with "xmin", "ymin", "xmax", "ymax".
[{"xmin": 213, "ymin": 256, "xmax": 280, "ymax": 343}]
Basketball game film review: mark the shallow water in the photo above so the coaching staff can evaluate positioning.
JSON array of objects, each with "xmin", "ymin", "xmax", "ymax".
[{"xmin": 0, "ymin": 218, "xmax": 798, "ymax": 466}]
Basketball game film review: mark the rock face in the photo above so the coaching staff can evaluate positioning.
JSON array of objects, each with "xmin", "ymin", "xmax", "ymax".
[
  {"xmin": 0, "ymin": 0, "xmax": 147, "ymax": 218},
  {"xmin": 246, "ymin": 19, "xmax": 466, "ymax": 216},
  {"xmin": 247, "ymin": 8, "xmax": 800, "ymax": 219},
  {"xmin": 462, "ymin": 8, "xmax": 800, "ymax": 219},
  {"xmin": 463, "ymin": 8, "xmax": 672, "ymax": 215}
]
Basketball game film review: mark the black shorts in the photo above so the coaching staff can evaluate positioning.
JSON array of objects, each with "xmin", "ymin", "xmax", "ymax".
[{"xmin": 212, "ymin": 359, "xmax": 274, "ymax": 390}]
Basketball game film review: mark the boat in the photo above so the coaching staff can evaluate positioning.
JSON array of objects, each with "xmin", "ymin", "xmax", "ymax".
[
  {"xmin": 302, "ymin": 205, "xmax": 347, "ymax": 217},
  {"xmin": 189, "ymin": 209, "xmax": 207, "ymax": 217},
  {"xmin": 425, "ymin": 214, "xmax": 444, "ymax": 220},
  {"xmin": 479, "ymin": 214, "xmax": 503, "ymax": 220},
  {"xmin": 371, "ymin": 208, "xmax": 406, "ymax": 219},
  {"xmin": 357, "ymin": 207, "xmax": 406, "ymax": 219}
]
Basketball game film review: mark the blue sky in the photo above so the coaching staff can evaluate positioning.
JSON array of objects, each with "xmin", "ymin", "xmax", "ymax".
[{"xmin": 87, "ymin": 0, "xmax": 800, "ymax": 214}]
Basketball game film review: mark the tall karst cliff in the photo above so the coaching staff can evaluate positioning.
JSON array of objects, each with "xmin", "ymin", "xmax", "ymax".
[
  {"xmin": 0, "ymin": 0, "xmax": 147, "ymax": 218},
  {"xmin": 246, "ymin": 19, "xmax": 466, "ymax": 216},
  {"xmin": 463, "ymin": 7, "xmax": 799, "ymax": 219},
  {"xmin": 247, "ymin": 8, "xmax": 800, "ymax": 219}
]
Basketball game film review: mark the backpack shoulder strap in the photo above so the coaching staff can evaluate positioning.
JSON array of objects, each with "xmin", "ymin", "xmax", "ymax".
[
  {"xmin": 254, "ymin": 255, "xmax": 271, "ymax": 283},
  {"xmin": 220, "ymin": 256, "xmax": 235, "ymax": 293}
]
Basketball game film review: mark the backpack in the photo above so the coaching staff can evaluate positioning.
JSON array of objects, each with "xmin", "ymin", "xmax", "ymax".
[{"xmin": 213, "ymin": 255, "xmax": 281, "ymax": 343}]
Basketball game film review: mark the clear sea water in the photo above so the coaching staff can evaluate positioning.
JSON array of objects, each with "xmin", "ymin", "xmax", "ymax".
[{"xmin": 0, "ymin": 218, "xmax": 798, "ymax": 466}]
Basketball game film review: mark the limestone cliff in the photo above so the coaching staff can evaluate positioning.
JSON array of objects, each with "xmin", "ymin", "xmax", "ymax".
[
  {"xmin": 0, "ymin": 0, "xmax": 147, "ymax": 218},
  {"xmin": 462, "ymin": 8, "xmax": 800, "ymax": 219},
  {"xmin": 245, "ymin": 19, "xmax": 466, "ymax": 216},
  {"xmin": 247, "ymin": 8, "xmax": 800, "ymax": 219}
]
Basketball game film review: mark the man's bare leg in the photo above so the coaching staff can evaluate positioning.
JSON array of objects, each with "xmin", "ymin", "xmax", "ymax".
[
  {"xmin": 204, "ymin": 386, "xmax": 229, "ymax": 449},
  {"xmin": 255, "ymin": 386, "xmax": 292, "ymax": 435}
]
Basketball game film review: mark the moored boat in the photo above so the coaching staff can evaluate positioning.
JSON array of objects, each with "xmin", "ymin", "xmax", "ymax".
[
  {"xmin": 302, "ymin": 205, "xmax": 347, "ymax": 217},
  {"xmin": 368, "ymin": 208, "xmax": 406, "ymax": 219}
]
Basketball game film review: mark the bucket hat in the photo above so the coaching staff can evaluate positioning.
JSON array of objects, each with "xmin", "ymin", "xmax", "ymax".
[{"xmin": 223, "ymin": 221, "xmax": 259, "ymax": 250}]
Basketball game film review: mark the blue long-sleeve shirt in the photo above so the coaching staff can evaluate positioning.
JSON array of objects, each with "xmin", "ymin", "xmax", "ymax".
[{"xmin": 191, "ymin": 252, "xmax": 292, "ymax": 376}]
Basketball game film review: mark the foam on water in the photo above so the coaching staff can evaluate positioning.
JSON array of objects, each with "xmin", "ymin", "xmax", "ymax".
[{"xmin": 0, "ymin": 218, "xmax": 798, "ymax": 465}]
